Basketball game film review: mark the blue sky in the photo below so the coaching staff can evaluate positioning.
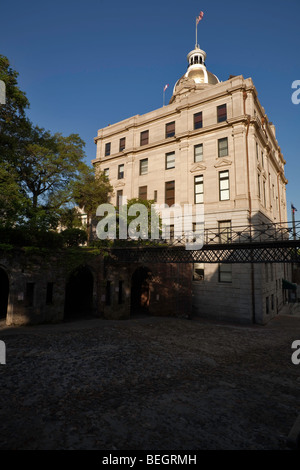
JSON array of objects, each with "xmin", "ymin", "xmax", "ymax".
[{"xmin": 1, "ymin": 0, "xmax": 300, "ymax": 220}]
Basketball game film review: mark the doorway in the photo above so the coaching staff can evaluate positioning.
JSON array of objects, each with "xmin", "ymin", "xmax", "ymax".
[
  {"xmin": 130, "ymin": 267, "xmax": 152, "ymax": 315},
  {"xmin": 64, "ymin": 266, "xmax": 94, "ymax": 319}
]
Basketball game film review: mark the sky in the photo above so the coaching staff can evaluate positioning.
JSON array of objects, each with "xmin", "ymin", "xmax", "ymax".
[{"xmin": 1, "ymin": 0, "xmax": 300, "ymax": 221}]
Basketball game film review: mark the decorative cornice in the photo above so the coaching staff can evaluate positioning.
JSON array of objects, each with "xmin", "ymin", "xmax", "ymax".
[
  {"xmin": 190, "ymin": 163, "xmax": 207, "ymax": 173},
  {"xmin": 214, "ymin": 158, "xmax": 232, "ymax": 168}
]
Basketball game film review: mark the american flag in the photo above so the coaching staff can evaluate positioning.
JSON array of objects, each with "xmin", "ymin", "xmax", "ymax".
[
  {"xmin": 292, "ymin": 203, "xmax": 297, "ymax": 213},
  {"xmin": 196, "ymin": 11, "xmax": 204, "ymax": 24},
  {"xmin": 164, "ymin": 84, "xmax": 169, "ymax": 92}
]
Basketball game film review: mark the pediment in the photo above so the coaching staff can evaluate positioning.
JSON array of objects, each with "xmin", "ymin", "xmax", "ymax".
[
  {"xmin": 115, "ymin": 181, "xmax": 125, "ymax": 188},
  {"xmin": 190, "ymin": 163, "xmax": 207, "ymax": 173},
  {"xmin": 214, "ymin": 158, "xmax": 232, "ymax": 168}
]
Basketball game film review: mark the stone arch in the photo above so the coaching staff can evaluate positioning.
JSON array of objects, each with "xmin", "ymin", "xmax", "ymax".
[
  {"xmin": 64, "ymin": 265, "xmax": 94, "ymax": 319},
  {"xmin": 130, "ymin": 266, "xmax": 152, "ymax": 316},
  {"xmin": 0, "ymin": 267, "xmax": 9, "ymax": 320}
]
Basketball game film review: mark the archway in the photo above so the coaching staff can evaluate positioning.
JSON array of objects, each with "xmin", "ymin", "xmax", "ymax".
[
  {"xmin": 64, "ymin": 266, "xmax": 94, "ymax": 319},
  {"xmin": 0, "ymin": 268, "xmax": 9, "ymax": 320},
  {"xmin": 130, "ymin": 266, "xmax": 152, "ymax": 316}
]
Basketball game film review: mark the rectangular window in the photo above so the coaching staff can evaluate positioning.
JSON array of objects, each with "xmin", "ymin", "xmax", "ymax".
[
  {"xmin": 194, "ymin": 175, "xmax": 204, "ymax": 204},
  {"xmin": 154, "ymin": 190, "xmax": 157, "ymax": 202},
  {"xmin": 261, "ymin": 151, "xmax": 264, "ymax": 168},
  {"xmin": 194, "ymin": 144, "xmax": 203, "ymax": 162},
  {"xmin": 165, "ymin": 152, "xmax": 175, "ymax": 169},
  {"xmin": 194, "ymin": 112, "xmax": 203, "ymax": 130},
  {"xmin": 219, "ymin": 171, "xmax": 229, "ymax": 201},
  {"xmin": 193, "ymin": 263, "xmax": 204, "ymax": 281},
  {"xmin": 46, "ymin": 282, "xmax": 54, "ymax": 305},
  {"xmin": 165, "ymin": 181, "xmax": 175, "ymax": 206},
  {"xmin": 105, "ymin": 142, "xmax": 111, "ymax": 156},
  {"xmin": 217, "ymin": 104, "xmax": 227, "ymax": 123},
  {"xmin": 256, "ymin": 142, "xmax": 259, "ymax": 160},
  {"xmin": 218, "ymin": 137, "xmax": 228, "ymax": 157},
  {"xmin": 169, "ymin": 225, "xmax": 175, "ymax": 242},
  {"xmin": 25, "ymin": 282, "xmax": 35, "ymax": 307},
  {"xmin": 118, "ymin": 281, "xmax": 123, "ymax": 304},
  {"xmin": 258, "ymin": 173, "xmax": 261, "ymax": 198},
  {"xmin": 138, "ymin": 185, "xmax": 147, "ymax": 200},
  {"xmin": 119, "ymin": 137, "xmax": 126, "ymax": 152},
  {"xmin": 116, "ymin": 190, "xmax": 123, "ymax": 209},
  {"xmin": 165, "ymin": 121, "xmax": 175, "ymax": 138},
  {"xmin": 140, "ymin": 158, "xmax": 148, "ymax": 175},
  {"xmin": 106, "ymin": 281, "xmax": 111, "ymax": 306},
  {"xmin": 104, "ymin": 168, "xmax": 109, "ymax": 178},
  {"xmin": 118, "ymin": 164, "xmax": 124, "ymax": 179},
  {"xmin": 271, "ymin": 294, "xmax": 274, "ymax": 310},
  {"xmin": 218, "ymin": 220, "xmax": 231, "ymax": 243},
  {"xmin": 219, "ymin": 264, "xmax": 232, "ymax": 283},
  {"xmin": 140, "ymin": 130, "xmax": 149, "ymax": 146},
  {"xmin": 266, "ymin": 296, "xmax": 269, "ymax": 314},
  {"xmin": 263, "ymin": 180, "xmax": 266, "ymax": 207}
]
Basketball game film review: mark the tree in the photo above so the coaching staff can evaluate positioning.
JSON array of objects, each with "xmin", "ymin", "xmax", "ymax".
[{"xmin": 72, "ymin": 167, "xmax": 113, "ymax": 243}]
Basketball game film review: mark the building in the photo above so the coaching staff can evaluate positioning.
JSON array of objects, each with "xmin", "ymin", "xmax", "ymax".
[{"xmin": 92, "ymin": 40, "xmax": 293, "ymax": 324}]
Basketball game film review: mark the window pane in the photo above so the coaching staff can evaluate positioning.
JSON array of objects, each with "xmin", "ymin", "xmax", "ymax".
[
  {"xmin": 105, "ymin": 142, "xmax": 111, "ymax": 156},
  {"xmin": 194, "ymin": 175, "xmax": 204, "ymax": 204},
  {"xmin": 140, "ymin": 158, "xmax": 148, "ymax": 175},
  {"xmin": 166, "ymin": 121, "xmax": 175, "ymax": 138},
  {"xmin": 166, "ymin": 152, "xmax": 175, "ymax": 169},
  {"xmin": 139, "ymin": 186, "xmax": 147, "ymax": 200},
  {"xmin": 219, "ymin": 263, "xmax": 232, "ymax": 282},
  {"xmin": 218, "ymin": 138, "xmax": 228, "ymax": 157},
  {"xmin": 104, "ymin": 168, "xmax": 109, "ymax": 178},
  {"xmin": 140, "ymin": 130, "xmax": 149, "ymax": 146},
  {"xmin": 194, "ymin": 144, "xmax": 203, "ymax": 162},
  {"xmin": 217, "ymin": 104, "xmax": 227, "ymax": 122},
  {"xmin": 118, "ymin": 164, "xmax": 124, "ymax": 179},
  {"xmin": 194, "ymin": 112, "xmax": 203, "ymax": 129},
  {"xmin": 119, "ymin": 137, "xmax": 126, "ymax": 152},
  {"xmin": 165, "ymin": 181, "xmax": 175, "ymax": 206},
  {"xmin": 219, "ymin": 220, "xmax": 231, "ymax": 243}
]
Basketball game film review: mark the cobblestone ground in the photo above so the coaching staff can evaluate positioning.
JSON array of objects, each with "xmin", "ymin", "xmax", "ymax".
[{"xmin": 0, "ymin": 311, "xmax": 300, "ymax": 450}]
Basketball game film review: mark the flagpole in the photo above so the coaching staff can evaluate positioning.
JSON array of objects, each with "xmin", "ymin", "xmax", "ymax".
[
  {"xmin": 163, "ymin": 89, "xmax": 165, "ymax": 107},
  {"xmin": 195, "ymin": 17, "xmax": 197, "ymax": 48}
]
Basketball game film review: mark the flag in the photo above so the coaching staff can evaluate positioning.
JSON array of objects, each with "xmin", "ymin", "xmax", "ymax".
[
  {"xmin": 292, "ymin": 203, "xmax": 297, "ymax": 212},
  {"xmin": 163, "ymin": 84, "xmax": 169, "ymax": 92},
  {"xmin": 196, "ymin": 11, "xmax": 204, "ymax": 24}
]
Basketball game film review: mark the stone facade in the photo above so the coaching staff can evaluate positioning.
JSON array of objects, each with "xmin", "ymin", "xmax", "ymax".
[{"xmin": 92, "ymin": 44, "xmax": 291, "ymax": 324}]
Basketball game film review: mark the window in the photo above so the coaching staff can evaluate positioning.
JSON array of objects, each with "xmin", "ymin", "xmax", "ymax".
[
  {"xmin": 138, "ymin": 185, "xmax": 147, "ymax": 200},
  {"xmin": 258, "ymin": 173, "xmax": 261, "ymax": 198},
  {"xmin": 218, "ymin": 138, "xmax": 228, "ymax": 157},
  {"xmin": 165, "ymin": 121, "xmax": 175, "ymax": 138},
  {"xmin": 118, "ymin": 281, "xmax": 123, "ymax": 304},
  {"xmin": 140, "ymin": 158, "xmax": 148, "ymax": 175},
  {"xmin": 165, "ymin": 181, "xmax": 175, "ymax": 206},
  {"xmin": 118, "ymin": 164, "xmax": 124, "ymax": 179},
  {"xmin": 217, "ymin": 104, "xmax": 227, "ymax": 122},
  {"xmin": 116, "ymin": 190, "xmax": 123, "ymax": 209},
  {"xmin": 271, "ymin": 294, "xmax": 274, "ymax": 310},
  {"xmin": 165, "ymin": 152, "xmax": 175, "ymax": 170},
  {"xmin": 140, "ymin": 130, "xmax": 149, "ymax": 146},
  {"xmin": 194, "ymin": 144, "xmax": 203, "ymax": 162},
  {"xmin": 25, "ymin": 282, "xmax": 35, "ymax": 307},
  {"xmin": 105, "ymin": 142, "xmax": 111, "ymax": 156},
  {"xmin": 266, "ymin": 296, "xmax": 269, "ymax": 314},
  {"xmin": 219, "ymin": 264, "xmax": 232, "ymax": 283},
  {"xmin": 104, "ymin": 168, "xmax": 109, "ymax": 178},
  {"xmin": 261, "ymin": 151, "xmax": 264, "ymax": 168},
  {"xmin": 119, "ymin": 137, "xmax": 126, "ymax": 152},
  {"xmin": 46, "ymin": 282, "xmax": 54, "ymax": 305},
  {"xmin": 263, "ymin": 181, "xmax": 266, "ymax": 207},
  {"xmin": 194, "ymin": 112, "xmax": 203, "ymax": 130},
  {"xmin": 169, "ymin": 225, "xmax": 174, "ymax": 242},
  {"xmin": 256, "ymin": 142, "xmax": 259, "ymax": 160},
  {"xmin": 154, "ymin": 190, "xmax": 157, "ymax": 202},
  {"xmin": 218, "ymin": 220, "xmax": 231, "ymax": 243},
  {"xmin": 193, "ymin": 263, "xmax": 204, "ymax": 281},
  {"xmin": 194, "ymin": 175, "xmax": 204, "ymax": 204},
  {"xmin": 219, "ymin": 171, "xmax": 229, "ymax": 201}
]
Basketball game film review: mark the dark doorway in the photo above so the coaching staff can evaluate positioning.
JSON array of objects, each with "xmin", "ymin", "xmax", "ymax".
[
  {"xmin": 64, "ymin": 266, "xmax": 93, "ymax": 319},
  {"xmin": 130, "ymin": 267, "xmax": 151, "ymax": 316},
  {"xmin": 0, "ymin": 268, "xmax": 9, "ymax": 319}
]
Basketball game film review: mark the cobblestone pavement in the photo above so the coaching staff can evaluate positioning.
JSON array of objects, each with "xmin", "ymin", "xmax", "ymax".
[{"xmin": 0, "ymin": 311, "xmax": 300, "ymax": 450}]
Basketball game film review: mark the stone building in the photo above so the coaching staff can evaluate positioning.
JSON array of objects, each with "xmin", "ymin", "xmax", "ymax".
[{"xmin": 92, "ymin": 41, "xmax": 293, "ymax": 324}]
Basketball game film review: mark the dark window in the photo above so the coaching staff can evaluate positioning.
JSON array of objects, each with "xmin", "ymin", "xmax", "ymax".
[
  {"xmin": 118, "ymin": 164, "xmax": 124, "ymax": 179},
  {"xmin": 116, "ymin": 190, "xmax": 123, "ymax": 209},
  {"xmin": 258, "ymin": 173, "xmax": 261, "ymax": 198},
  {"xmin": 139, "ymin": 158, "xmax": 148, "ymax": 175},
  {"xmin": 119, "ymin": 137, "xmax": 126, "ymax": 152},
  {"xmin": 194, "ymin": 112, "xmax": 203, "ymax": 130},
  {"xmin": 218, "ymin": 137, "xmax": 228, "ymax": 157},
  {"xmin": 165, "ymin": 152, "xmax": 175, "ymax": 169},
  {"xmin": 118, "ymin": 281, "xmax": 123, "ymax": 304},
  {"xmin": 105, "ymin": 142, "xmax": 111, "ymax": 156},
  {"xmin": 219, "ymin": 264, "xmax": 232, "ymax": 283},
  {"xmin": 166, "ymin": 121, "xmax": 175, "ymax": 138},
  {"xmin": 165, "ymin": 181, "xmax": 175, "ymax": 206},
  {"xmin": 169, "ymin": 225, "xmax": 174, "ymax": 242},
  {"xmin": 25, "ymin": 282, "xmax": 35, "ymax": 307},
  {"xmin": 46, "ymin": 282, "xmax": 54, "ymax": 305},
  {"xmin": 138, "ymin": 186, "xmax": 147, "ymax": 200},
  {"xmin": 217, "ymin": 104, "xmax": 227, "ymax": 122},
  {"xmin": 194, "ymin": 175, "xmax": 204, "ymax": 204},
  {"xmin": 271, "ymin": 294, "xmax": 274, "ymax": 310},
  {"xmin": 106, "ymin": 281, "xmax": 111, "ymax": 306},
  {"xmin": 194, "ymin": 144, "xmax": 203, "ymax": 162},
  {"xmin": 266, "ymin": 296, "xmax": 269, "ymax": 314},
  {"xmin": 154, "ymin": 190, "xmax": 157, "ymax": 202},
  {"xmin": 219, "ymin": 171, "xmax": 230, "ymax": 201},
  {"xmin": 140, "ymin": 130, "xmax": 149, "ymax": 146}
]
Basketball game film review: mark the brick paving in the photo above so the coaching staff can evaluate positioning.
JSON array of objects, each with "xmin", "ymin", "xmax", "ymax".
[{"xmin": 0, "ymin": 311, "xmax": 300, "ymax": 450}]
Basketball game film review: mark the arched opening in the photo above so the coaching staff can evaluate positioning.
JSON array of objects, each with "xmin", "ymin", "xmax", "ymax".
[
  {"xmin": 130, "ymin": 266, "xmax": 152, "ymax": 316},
  {"xmin": 0, "ymin": 268, "xmax": 9, "ymax": 320},
  {"xmin": 64, "ymin": 266, "xmax": 94, "ymax": 320}
]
